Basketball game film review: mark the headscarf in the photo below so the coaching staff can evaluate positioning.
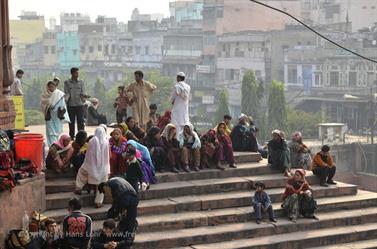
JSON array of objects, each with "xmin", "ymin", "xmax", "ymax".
[
  {"xmin": 157, "ymin": 110, "xmax": 172, "ymax": 130},
  {"xmin": 238, "ymin": 113, "xmax": 248, "ymax": 121},
  {"xmin": 118, "ymin": 123, "xmax": 129, "ymax": 136},
  {"xmin": 295, "ymin": 169, "xmax": 306, "ymax": 181},
  {"xmin": 40, "ymin": 81, "xmax": 65, "ymax": 115},
  {"xmin": 100, "ymin": 124, "xmax": 107, "ymax": 133},
  {"xmin": 291, "ymin": 131, "xmax": 302, "ymax": 142},
  {"xmin": 91, "ymin": 98, "xmax": 99, "ymax": 110},
  {"xmin": 54, "ymin": 134, "xmax": 71, "ymax": 149},
  {"xmin": 162, "ymin": 123, "xmax": 177, "ymax": 141},
  {"xmin": 179, "ymin": 122, "xmax": 201, "ymax": 149},
  {"xmin": 81, "ymin": 126, "xmax": 110, "ymax": 181}
]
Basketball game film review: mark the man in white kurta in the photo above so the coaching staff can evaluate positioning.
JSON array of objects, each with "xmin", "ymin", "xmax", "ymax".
[{"xmin": 171, "ymin": 72, "xmax": 191, "ymax": 135}]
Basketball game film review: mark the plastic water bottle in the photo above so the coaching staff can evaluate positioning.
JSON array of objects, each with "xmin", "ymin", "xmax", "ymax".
[{"xmin": 22, "ymin": 211, "xmax": 29, "ymax": 231}]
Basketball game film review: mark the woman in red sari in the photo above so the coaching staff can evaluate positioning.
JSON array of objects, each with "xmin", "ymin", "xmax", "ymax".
[
  {"xmin": 109, "ymin": 128, "xmax": 127, "ymax": 176},
  {"xmin": 216, "ymin": 122, "xmax": 237, "ymax": 169},
  {"xmin": 157, "ymin": 110, "xmax": 172, "ymax": 131}
]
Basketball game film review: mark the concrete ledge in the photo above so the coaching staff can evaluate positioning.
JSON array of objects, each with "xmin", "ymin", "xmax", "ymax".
[{"xmin": 0, "ymin": 173, "xmax": 45, "ymax": 246}]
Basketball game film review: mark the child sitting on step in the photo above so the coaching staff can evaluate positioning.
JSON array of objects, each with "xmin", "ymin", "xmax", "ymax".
[{"xmin": 252, "ymin": 181, "xmax": 277, "ymax": 224}]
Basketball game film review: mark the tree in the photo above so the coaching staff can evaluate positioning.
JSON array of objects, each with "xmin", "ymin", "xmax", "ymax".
[
  {"xmin": 286, "ymin": 109, "xmax": 324, "ymax": 138},
  {"xmin": 268, "ymin": 80, "xmax": 287, "ymax": 131},
  {"xmin": 93, "ymin": 77, "xmax": 106, "ymax": 104},
  {"xmin": 214, "ymin": 89, "xmax": 230, "ymax": 124},
  {"xmin": 146, "ymin": 70, "xmax": 174, "ymax": 113},
  {"xmin": 241, "ymin": 70, "xmax": 263, "ymax": 116}
]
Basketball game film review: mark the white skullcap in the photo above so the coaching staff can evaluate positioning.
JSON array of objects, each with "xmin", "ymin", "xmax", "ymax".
[{"xmin": 177, "ymin": 72, "xmax": 186, "ymax": 77}]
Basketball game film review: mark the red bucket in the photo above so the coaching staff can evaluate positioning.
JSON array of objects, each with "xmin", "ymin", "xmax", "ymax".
[{"xmin": 14, "ymin": 133, "xmax": 44, "ymax": 173}]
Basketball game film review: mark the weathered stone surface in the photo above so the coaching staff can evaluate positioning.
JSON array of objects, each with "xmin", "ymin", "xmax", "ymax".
[{"xmin": 0, "ymin": 174, "xmax": 45, "ymax": 245}]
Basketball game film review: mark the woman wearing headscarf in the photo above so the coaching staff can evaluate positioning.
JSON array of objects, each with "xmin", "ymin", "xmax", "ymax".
[
  {"xmin": 289, "ymin": 131, "xmax": 312, "ymax": 170},
  {"xmin": 161, "ymin": 124, "xmax": 181, "ymax": 173},
  {"xmin": 230, "ymin": 113, "xmax": 258, "ymax": 152},
  {"xmin": 71, "ymin": 131, "xmax": 88, "ymax": 171},
  {"xmin": 75, "ymin": 126, "xmax": 110, "ymax": 208},
  {"xmin": 157, "ymin": 110, "xmax": 172, "ymax": 131},
  {"xmin": 127, "ymin": 140, "xmax": 155, "ymax": 175},
  {"xmin": 117, "ymin": 123, "xmax": 139, "ymax": 142},
  {"xmin": 216, "ymin": 122, "xmax": 236, "ymax": 169},
  {"xmin": 109, "ymin": 128, "xmax": 128, "ymax": 176},
  {"xmin": 45, "ymin": 134, "xmax": 74, "ymax": 173},
  {"xmin": 200, "ymin": 129, "xmax": 219, "ymax": 169},
  {"xmin": 143, "ymin": 126, "xmax": 167, "ymax": 172},
  {"xmin": 267, "ymin": 130, "xmax": 291, "ymax": 177},
  {"xmin": 282, "ymin": 169, "xmax": 317, "ymax": 222},
  {"xmin": 40, "ymin": 80, "xmax": 70, "ymax": 146},
  {"xmin": 126, "ymin": 116, "xmax": 145, "ymax": 141},
  {"xmin": 179, "ymin": 123, "xmax": 201, "ymax": 172}
]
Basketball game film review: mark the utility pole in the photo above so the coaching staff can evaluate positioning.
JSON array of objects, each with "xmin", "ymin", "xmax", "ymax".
[{"xmin": 370, "ymin": 86, "xmax": 375, "ymax": 144}]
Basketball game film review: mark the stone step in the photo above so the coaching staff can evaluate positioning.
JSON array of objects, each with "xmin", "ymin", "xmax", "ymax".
[
  {"xmin": 44, "ymin": 183, "xmax": 361, "ymax": 223},
  {"xmin": 45, "ymin": 172, "xmax": 319, "ymax": 209},
  {"xmin": 133, "ymin": 207, "xmax": 377, "ymax": 249},
  {"xmin": 44, "ymin": 152, "xmax": 263, "ymax": 180},
  {"xmin": 188, "ymin": 221, "xmax": 377, "ymax": 249},
  {"xmin": 309, "ymin": 239, "xmax": 377, "ymax": 249},
  {"xmin": 45, "ymin": 161, "xmax": 275, "ymax": 194}
]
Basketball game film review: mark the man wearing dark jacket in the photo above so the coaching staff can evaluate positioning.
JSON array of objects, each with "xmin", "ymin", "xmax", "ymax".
[
  {"xmin": 62, "ymin": 197, "xmax": 92, "ymax": 249},
  {"xmin": 98, "ymin": 177, "xmax": 139, "ymax": 246}
]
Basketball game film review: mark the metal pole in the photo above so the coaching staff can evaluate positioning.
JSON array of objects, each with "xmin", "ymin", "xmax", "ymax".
[{"xmin": 370, "ymin": 86, "xmax": 374, "ymax": 144}]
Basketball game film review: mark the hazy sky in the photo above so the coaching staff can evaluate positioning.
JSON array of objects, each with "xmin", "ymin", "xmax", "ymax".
[{"xmin": 9, "ymin": 0, "xmax": 172, "ymax": 23}]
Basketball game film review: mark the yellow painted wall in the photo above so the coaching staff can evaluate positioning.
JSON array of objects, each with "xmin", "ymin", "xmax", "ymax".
[{"xmin": 10, "ymin": 19, "xmax": 45, "ymax": 44}]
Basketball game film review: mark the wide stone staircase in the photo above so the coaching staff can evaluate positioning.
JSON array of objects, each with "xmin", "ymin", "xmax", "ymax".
[{"xmin": 43, "ymin": 152, "xmax": 377, "ymax": 249}]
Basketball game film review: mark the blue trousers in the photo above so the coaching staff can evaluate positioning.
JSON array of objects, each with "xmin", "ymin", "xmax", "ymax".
[{"xmin": 254, "ymin": 203, "xmax": 275, "ymax": 220}]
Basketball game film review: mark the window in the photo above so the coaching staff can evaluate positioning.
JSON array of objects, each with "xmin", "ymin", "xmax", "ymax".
[
  {"xmin": 104, "ymin": 45, "xmax": 109, "ymax": 55},
  {"xmin": 136, "ymin": 46, "xmax": 141, "ymax": 55},
  {"xmin": 98, "ymin": 45, "xmax": 102, "ymax": 52},
  {"xmin": 80, "ymin": 46, "xmax": 85, "ymax": 53},
  {"xmin": 111, "ymin": 44, "xmax": 116, "ymax": 54},
  {"xmin": 348, "ymin": 72, "xmax": 357, "ymax": 86},
  {"xmin": 145, "ymin": 46, "xmax": 149, "ymax": 55},
  {"xmin": 89, "ymin": 46, "xmax": 94, "ymax": 53},
  {"xmin": 73, "ymin": 49, "xmax": 78, "ymax": 56},
  {"xmin": 367, "ymin": 72, "xmax": 375, "ymax": 85},
  {"xmin": 314, "ymin": 72, "xmax": 322, "ymax": 86},
  {"xmin": 330, "ymin": 71, "xmax": 339, "ymax": 86},
  {"xmin": 216, "ymin": 8, "xmax": 223, "ymax": 18},
  {"xmin": 224, "ymin": 69, "xmax": 235, "ymax": 81},
  {"xmin": 288, "ymin": 65, "xmax": 298, "ymax": 84},
  {"xmin": 51, "ymin": 46, "xmax": 56, "ymax": 54},
  {"xmin": 44, "ymin": 46, "xmax": 49, "ymax": 54}
]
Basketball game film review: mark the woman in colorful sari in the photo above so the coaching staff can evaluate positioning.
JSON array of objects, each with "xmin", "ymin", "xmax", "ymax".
[
  {"xmin": 40, "ymin": 81, "xmax": 70, "ymax": 146},
  {"xmin": 216, "ymin": 122, "xmax": 236, "ymax": 169},
  {"xmin": 45, "ymin": 134, "xmax": 74, "ymax": 173},
  {"xmin": 75, "ymin": 126, "xmax": 110, "ymax": 208},
  {"xmin": 282, "ymin": 169, "xmax": 317, "ymax": 222},
  {"xmin": 200, "ymin": 129, "xmax": 219, "ymax": 169},
  {"xmin": 127, "ymin": 140, "xmax": 155, "ymax": 176},
  {"xmin": 109, "ymin": 128, "xmax": 128, "ymax": 176},
  {"xmin": 157, "ymin": 110, "xmax": 172, "ymax": 131},
  {"xmin": 161, "ymin": 124, "xmax": 181, "ymax": 173}
]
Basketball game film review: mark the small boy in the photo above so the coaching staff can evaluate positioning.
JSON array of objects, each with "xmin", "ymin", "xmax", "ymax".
[
  {"xmin": 123, "ymin": 146, "xmax": 144, "ymax": 193},
  {"xmin": 252, "ymin": 181, "xmax": 276, "ymax": 224},
  {"xmin": 114, "ymin": 86, "xmax": 130, "ymax": 124},
  {"xmin": 146, "ymin": 104, "xmax": 161, "ymax": 132}
]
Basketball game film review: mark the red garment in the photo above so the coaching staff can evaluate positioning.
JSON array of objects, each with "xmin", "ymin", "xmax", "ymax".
[
  {"xmin": 157, "ymin": 110, "xmax": 172, "ymax": 130},
  {"xmin": 217, "ymin": 134, "xmax": 234, "ymax": 164},
  {"xmin": 110, "ymin": 136, "xmax": 127, "ymax": 176},
  {"xmin": 282, "ymin": 178, "xmax": 310, "ymax": 200}
]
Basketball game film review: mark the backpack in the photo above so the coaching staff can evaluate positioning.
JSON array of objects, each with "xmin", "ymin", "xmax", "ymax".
[{"xmin": 7, "ymin": 229, "xmax": 31, "ymax": 249}]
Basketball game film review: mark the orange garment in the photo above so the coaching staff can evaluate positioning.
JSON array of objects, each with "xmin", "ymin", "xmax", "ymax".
[{"xmin": 312, "ymin": 152, "xmax": 334, "ymax": 169}]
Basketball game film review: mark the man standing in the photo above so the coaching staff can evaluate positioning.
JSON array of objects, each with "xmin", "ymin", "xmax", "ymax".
[
  {"xmin": 11, "ymin": 69, "xmax": 24, "ymax": 96},
  {"xmin": 98, "ymin": 177, "xmax": 139, "ymax": 246},
  {"xmin": 126, "ymin": 71, "xmax": 156, "ymax": 129},
  {"xmin": 62, "ymin": 197, "xmax": 92, "ymax": 249},
  {"xmin": 64, "ymin": 67, "xmax": 89, "ymax": 139},
  {"xmin": 171, "ymin": 72, "xmax": 190, "ymax": 135}
]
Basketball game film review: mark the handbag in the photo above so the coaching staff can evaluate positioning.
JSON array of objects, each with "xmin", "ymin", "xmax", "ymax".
[
  {"xmin": 57, "ymin": 106, "xmax": 66, "ymax": 120},
  {"xmin": 45, "ymin": 96, "xmax": 65, "ymax": 121},
  {"xmin": 44, "ymin": 107, "xmax": 52, "ymax": 121}
]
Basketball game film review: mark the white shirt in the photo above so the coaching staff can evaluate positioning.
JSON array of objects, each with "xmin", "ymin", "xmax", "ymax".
[
  {"xmin": 171, "ymin": 81, "xmax": 190, "ymax": 126},
  {"xmin": 11, "ymin": 77, "xmax": 23, "ymax": 96}
]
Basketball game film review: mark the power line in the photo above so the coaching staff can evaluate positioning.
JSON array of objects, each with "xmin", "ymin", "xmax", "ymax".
[{"xmin": 249, "ymin": 0, "xmax": 377, "ymax": 64}]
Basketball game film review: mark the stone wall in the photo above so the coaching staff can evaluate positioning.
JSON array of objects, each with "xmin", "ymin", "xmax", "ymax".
[{"xmin": 0, "ymin": 173, "xmax": 45, "ymax": 247}]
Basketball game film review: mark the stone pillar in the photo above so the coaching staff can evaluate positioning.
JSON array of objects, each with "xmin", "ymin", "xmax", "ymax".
[{"xmin": 0, "ymin": 0, "xmax": 16, "ymax": 129}]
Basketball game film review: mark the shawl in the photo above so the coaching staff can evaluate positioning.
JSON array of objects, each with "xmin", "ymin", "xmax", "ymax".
[
  {"xmin": 53, "ymin": 134, "xmax": 72, "ymax": 150},
  {"xmin": 40, "ymin": 88, "xmax": 65, "ymax": 115},
  {"xmin": 157, "ymin": 110, "xmax": 172, "ymax": 130}
]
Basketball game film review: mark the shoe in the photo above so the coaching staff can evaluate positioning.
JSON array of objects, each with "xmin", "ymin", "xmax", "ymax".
[
  {"xmin": 327, "ymin": 179, "xmax": 337, "ymax": 185},
  {"xmin": 229, "ymin": 164, "xmax": 237, "ymax": 168},
  {"xmin": 269, "ymin": 218, "xmax": 277, "ymax": 223},
  {"xmin": 193, "ymin": 166, "xmax": 200, "ymax": 172},
  {"xmin": 256, "ymin": 219, "xmax": 261, "ymax": 224},
  {"xmin": 171, "ymin": 167, "xmax": 179, "ymax": 173},
  {"xmin": 320, "ymin": 182, "xmax": 329, "ymax": 187},
  {"xmin": 312, "ymin": 215, "xmax": 319, "ymax": 220},
  {"xmin": 183, "ymin": 166, "xmax": 190, "ymax": 173},
  {"xmin": 95, "ymin": 203, "xmax": 103, "ymax": 209},
  {"xmin": 289, "ymin": 217, "xmax": 297, "ymax": 223},
  {"xmin": 216, "ymin": 165, "xmax": 225, "ymax": 171}
]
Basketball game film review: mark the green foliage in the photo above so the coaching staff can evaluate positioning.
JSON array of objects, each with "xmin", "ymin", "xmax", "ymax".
[
  {"xmin": 268, "ymin": 80, "xmax": 287, "ymax": 131},
  {"xmin": 25, "ymin": 110, "xmax": 45, "ymax": 126},
  {"xmin": 286, "ymin": 109, "xmax": 324, "ymax": 138},
  {"xmin": 146, "ymin": 70, "xmax": 174, "ymax": 112},
  {"xmin": 214, "ymin": 89, "xmax": 230, "ymax": 124},
  {"xmin": 241, "ymin": 70, "xmax": 264, "ymax": 116},
  {"xmin": 93, "ymin": 77, "xmax": 106, "ymax": 110}
]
